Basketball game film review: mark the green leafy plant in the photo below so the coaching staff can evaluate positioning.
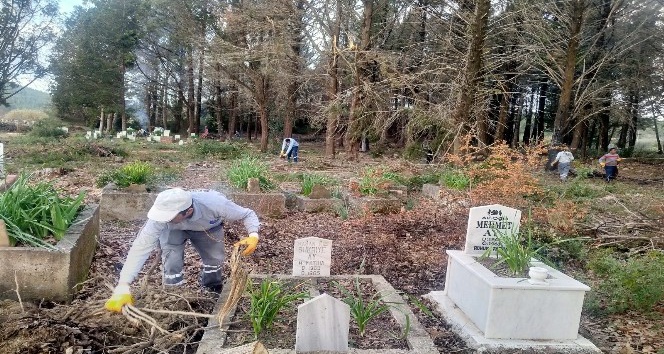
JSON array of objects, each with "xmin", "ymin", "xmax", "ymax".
[
  {"xmin": 440, "ymin": 169, "xmax": 471, "ymax": 190},
  {"xmin": 246, "ymin": 279, "xmax": 309, "ymax": 338},
  {"xmin": 96, "ymin": 161, "xmax": 154, "ymax": 188},
  {"xmin": 30, "ymin": 117, "xmax": 68, "ymax": 138},
  {"xmin": 300, "ymin": 173, "xmax": 333, "ymax": 196},
  {"xmin": 587, "ymin": 250, "xmax": 664, "ymax": 314},
  {"xmin": 0, "ymin": 174, "xmax": 85, "ymax": 249},
  {"xmin": 191, "ymin": 140, "xmax": 245, "ymax": 159},
  {"xmin": 335, "ymin": 278, "xmax": 410, "ymax": 338},
  {"xmin": 358, "ymin": 167, "xmax": 398, "ymax": 196},
  {"xmin": 227, "ymin": 157, "xmax": 275, "ymax": 191}
]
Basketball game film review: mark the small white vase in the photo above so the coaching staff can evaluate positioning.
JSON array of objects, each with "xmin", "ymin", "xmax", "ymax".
[{"xmin": 528, "ymin": 266, "xmax": 549, "ymax": 285}]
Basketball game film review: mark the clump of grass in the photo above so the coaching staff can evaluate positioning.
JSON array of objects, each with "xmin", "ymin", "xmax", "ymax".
[
  {"xmin": 246, "ymin": 279, "xmax": 309, "ymax": 338},
  {"xmin": 30, "ymin": 117, "xmax": 69, "ymax": 138},
  {"xmin": 96, "ymin": 161, "xmax": 154, "ymax": 188},
  {"xmin": 0, "ymin": 174, "xmax": 85, "ymax": 249},
  {"xmin": 358, "ymin": 167, "xmax": 401, "ymax": 196},
  {"xmin": 191, "ymin": 140, "xmax": 245, "ymax": 159},
  {"xmin": 300, "ymin": 173, "xmax": 334, "ymax": 196},
  {"xmin": 335, "ymin": 278, "xmax": 410, "ymax": 338},
  {"xmin": 587, "ymin": 250, "xmax": 664, "ymax": 314},
  {"xmin": 440, "ymin": 169, "xmax": 471, "ymax": 190},
  {"xmin": 227, "ymin": 157, "xmax": 275, "ymax": 191}
]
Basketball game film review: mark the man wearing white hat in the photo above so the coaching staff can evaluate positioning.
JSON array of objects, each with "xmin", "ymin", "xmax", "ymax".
[{"xmin": 104, "ymin": 188, "xmax": 260, "ymax": 312}]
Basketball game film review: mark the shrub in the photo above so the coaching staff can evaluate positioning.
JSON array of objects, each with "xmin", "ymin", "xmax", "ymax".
[
  {"xmin": 3, "ymin": 109, "xmax": 48, "ymax": 122},
  {"xmin": 96, "ymin": 161, "xmax": 154, "ymax": 188},
  {"xmin": 0, "ymin": 174, "xmax": 85, "ymax": 249},
  {"xmin": 191, "ymin": 140, "xmax": 245, "ymax": 159},
  {"xmin": 227, "ymin": 157, "xmax": 275, "ymax": 191},
  {"xmin": 440, "ymin": 169, "xmax": 471, "ymax": 190},
  {"xmin": 358, "ymin": 167, "xmax": 400, "ymax": 196},
  {"xmin": 30, "ymin": 117, "xmax": 68, "ymax": 138},
  {"xmin": 246, "ymin": 279, "xmax": 309, "ymax": 338},
  {"xmin": 587, "ymin": 250, "xmax": 664, "ymax": 314}
]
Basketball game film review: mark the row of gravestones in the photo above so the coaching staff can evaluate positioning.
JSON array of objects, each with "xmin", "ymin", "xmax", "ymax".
[
  {"xmin": 85, "ymin": 129, "xmax": 197, "ymax": 145},
  {"xmin": 278, "ymin": 202, "xmax": 522, "ymax": 353}
]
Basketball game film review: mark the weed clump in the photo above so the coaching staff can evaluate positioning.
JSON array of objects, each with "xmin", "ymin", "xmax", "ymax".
[
  {"xmin": 227, "ymin": 157, "xmax": 275, "ymax": 191},
  {"xmin": 587, "ymin": 250, "xmax": 664, "ymax": 314},
  {"xmin": 96, "ymin": 161, "xmax": 154, "ymax": 188}
]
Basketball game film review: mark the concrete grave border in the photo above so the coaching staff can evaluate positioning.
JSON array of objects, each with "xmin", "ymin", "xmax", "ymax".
[
  {"xmin": 197, "ymin": 274, "xmax": 438, "ymax": 354},
  {"xmin": 0, "ymin": 204, "xmax": 100, "ymax": 303},
  {"xmin": 229, "ymin": 192, "xmax": 286, "ymax": 218},
  {"xmin": 100, "ymin": 183, "xmax": 164, "ymax": 221}
]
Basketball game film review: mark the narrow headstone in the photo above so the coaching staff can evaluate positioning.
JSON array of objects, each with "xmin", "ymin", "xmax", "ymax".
[
  {"xmin": 164, "ymin": 130, "xmax": 170, "ymax": 137},
  {"xmin": 296, "ymin": 294, "xmax": 350, "ymax": 353},
  {"xmin": 464, "ymin": 204, "xmax": 522, "ymax": 255},
  {"xmin": 247, "ymin": 178, "xmax": 261, "ymax": 193},
  {"xmin": 293, "ymin": 237, "xmax": 332, "ymax": 276},
  {"xmin": 174, "ymin": 134, "xmax": 181, "ymax": 140}
]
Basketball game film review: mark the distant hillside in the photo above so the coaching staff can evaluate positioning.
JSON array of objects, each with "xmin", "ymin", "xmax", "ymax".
[{"xmin": 0, "ymin": 87, "xmax": 51, "ymax": 116}]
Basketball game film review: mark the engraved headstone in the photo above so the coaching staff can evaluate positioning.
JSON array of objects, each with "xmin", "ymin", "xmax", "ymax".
[
  {"xmin": 464, "ymin": 204, "xmax": 521, "ymax": 255},
  {"xmin": 247, "ymin": 178, "xmax": 260, "ymax": 193},
  {"xmin": 293, "ymin": 237, "xmax": 332, "ymax": 276},
  {"xmin": 164, "ymin": 130, "xmax": 170, "ymax": 137},
  {"xmin": 295, "ymin": 294, "xmax": 350, "ymax": 353}
]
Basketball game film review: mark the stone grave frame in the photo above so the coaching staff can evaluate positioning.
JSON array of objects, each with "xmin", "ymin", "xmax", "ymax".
[
  {"xmin": 0, "ymin": 205, "xmax": 100, "ymax": 303},
  {"xmin": 425, "ymin": 204, "xmax": 600, "ymax": 353},
  {"xmin": 197, "ymin": 274, "xmax": 438, "ymax": 354},
  {"xmin": 100, "ymin": 183, "xmax": 165, "ymax": 221}
]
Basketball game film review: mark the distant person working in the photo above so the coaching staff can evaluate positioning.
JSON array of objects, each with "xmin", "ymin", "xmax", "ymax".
[{"xmin": 280, "ymin": 138, "xmax": 299, "ymax": 163}]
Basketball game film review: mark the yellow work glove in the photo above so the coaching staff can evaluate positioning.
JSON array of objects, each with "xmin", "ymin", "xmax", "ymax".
[
  {"xmin": 234, "ymin": 233, "xmax": 259, "ymax": 256},
  {"xmin": 104, "ymin": 284, "xmax": 134, "ymax": 313},
  {"xmin": 599, "ymin": 162, "xmax": 606, "ymax": 168},
  {"xmin": 280, "ymin": 151, "xmax": 285, "ymax": 158}
]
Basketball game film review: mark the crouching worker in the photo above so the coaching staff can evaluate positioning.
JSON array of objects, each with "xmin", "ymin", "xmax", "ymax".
[
  {"xmin": 104, "ymin": 188, "xmax": 260, "ymax": 312},
  {"xmin": 279, "ymin": 138, "xmax": 299, "ymax": 163}
]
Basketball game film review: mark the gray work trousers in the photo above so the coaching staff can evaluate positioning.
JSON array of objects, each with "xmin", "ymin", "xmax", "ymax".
[
  {"xmin": 159, "ymin": 224, "xmax": 225, "ymax": 289},
  {"xmin": 558, "ymin": 162, "xmax": 571, "ymax": 180}
]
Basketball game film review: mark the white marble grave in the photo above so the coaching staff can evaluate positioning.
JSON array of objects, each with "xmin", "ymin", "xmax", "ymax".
[
  {"xmin": 164, "ymin": 130, "xmax": 170, "ymax": 137},
  {"xmin": 292, "ymin": 237, "xmax": 332, "ymax": 277},
  {"xmin": 174, "ymin": 134, "xmax": 180, "ymax": 140},
  {"xmin": 295, "ymin": 293, "xmax": 350, "ymax": 353},
  {"xmin": 464, "ymin": 204, "xmax": 521, "ymax": 255}
]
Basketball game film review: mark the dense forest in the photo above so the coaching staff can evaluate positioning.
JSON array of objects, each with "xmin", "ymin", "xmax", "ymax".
[{"xmin": 14, "ymin": 0, "xmax": 664, "ymax": 156}]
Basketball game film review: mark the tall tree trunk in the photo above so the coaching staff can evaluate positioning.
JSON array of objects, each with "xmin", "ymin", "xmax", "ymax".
[
  {"xmin": 99, "ymin": 108, "xmax": 104, "ymax": 132},
  {"xmin": 522, "ymin": 90, "xmax": 534, "ymax": 145},
  {"xmin": 345, "ymin": 0, "xmax": 374, "ymax": 159},
  {"xmin": 195, "ymin": 47, "xmax": 204, "ymax": 132},
  {"xmin": 535, "ymin": 80, "xmax": 548, "ymax": 142},
  {"xmin": 651, "ymin": 103, "xmax": 663, "ymax": 154},
  {"xmin": 120, "ymin": 63, "xmax": 127, "ymax": 131},
  {"xmin": 325, "ymin": 0, "xmax": 342, "ymax": 158},
  {"xmin": 215, "ymin": 77, "xmax": 223, "ymax": 138},
  {"xmin": 186, "ymin": 47, "xmax": 195, "ymax": 135},
  {"xmin": 228, "ymin": 86, "xmax": 238, "ymax": 139},
  {"xmin": 254, "ymin": 74, "xmax": 269, "ymax": 151},
  {"xmin": 452, "ymin": 0, "xmax": 490, "ymax": 153},
  {"xmin": 617, "ymin": 123, "xmax": 628, "ymax": 148},
  {"xmin": 495, "ymin": 90, "xmax": 510, "ymax": 142},
  {"xmin": 161, "ymin": 74, "xmax": 168, "ymax": 129},
  {"xmin": 552, "ymin": 0, "xmax": 584, "ymax": 145}
]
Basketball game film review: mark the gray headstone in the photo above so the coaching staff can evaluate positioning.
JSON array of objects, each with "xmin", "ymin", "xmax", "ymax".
[
  {"xmin": 296, "ymin": 293, "xmax": 350, "ymax": 353},
  {"xmin": 464, "ymin": 204, "xmax": 522, "ymax": 255},
  {"xmin": 293, "ymin": 237, "xmax": 332, "ymax": 276},
  {"xmin": 247, "ymin": 178, "xmax": 261, "ymax": 193},
  {"xmin": 308, "ymin": 184, "xmax": 331, "ymax": 199}
]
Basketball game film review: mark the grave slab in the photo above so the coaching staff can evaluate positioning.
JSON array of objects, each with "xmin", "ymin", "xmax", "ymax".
[
  {"xmin": 197, "ymin": 274, "xmax": 438, "ymax": 354},
  {"xmin": 424, "ymin": 291, "xmax": 600, "ymax": 353},
  {"xmin": 0, "ymin": 205, "xmax": 100, "ymax": 303},
  {"xmin": 293, "ymin": 237, "xmax": 332, "ymax": 276},
  {"xmin": 349, "ymin": 195, "xmax": 400, "ymax": 214},
  {"xmin": 229, "ymin": 192, "xmax": 286, "ymax": 218},
  {"xmin": 296, "ymin": 293, "xmax": 350, "ymax": 353},
  {"xmin": 421, "ymin": 184, "xmax": 441, "ymax": 200},
  {"xmin": 100, "ymin": 183, "xmax": 162, "ymax": 221},
  {"xmin": 295, "ymin": 195, "xmax": 343, "ymax": 213}
]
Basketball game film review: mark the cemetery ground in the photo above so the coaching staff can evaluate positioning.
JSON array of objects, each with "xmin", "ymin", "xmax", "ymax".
[{"xmin": 0, "ymin": 132, "xmax": 663, "ymax": 354}]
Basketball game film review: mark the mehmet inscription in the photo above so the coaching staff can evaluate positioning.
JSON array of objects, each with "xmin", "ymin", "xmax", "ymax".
[
  {"xmin": 293, "ymin": 237, "xmax": 332, "ymax": 276},
  {"xmin": 464, "ymin": 204, "xmax": 522, "ymax": 255}
]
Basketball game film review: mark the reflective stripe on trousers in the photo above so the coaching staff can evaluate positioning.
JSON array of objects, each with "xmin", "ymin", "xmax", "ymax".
[{"xmin": 159, "ymin": 224, "xmax": 225, "ymax": 288}]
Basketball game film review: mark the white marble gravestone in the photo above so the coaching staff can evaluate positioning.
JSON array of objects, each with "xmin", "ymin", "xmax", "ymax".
[
  {"xmin": 164, "ymin": 130, "xmax": 170, "ymax": 137},
  {"xmin": 293, "ymin": 237, "xmax": 332, "ymax": 276},
  {"xmin": 174, "ymin": 134, "xmax": 181, "ymax": 140},
  {"xmin": 295, "ymin": 293, "xmax": 350, "ymax": 353},
  {"xmin": 464, "ymin": 204, "xmax": 521, "ymax": 255}
]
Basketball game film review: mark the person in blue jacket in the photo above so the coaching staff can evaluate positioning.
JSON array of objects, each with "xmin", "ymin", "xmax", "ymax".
[{"xmin": 280, "ymin": 138, "xmax": 299, "ymax": 163}]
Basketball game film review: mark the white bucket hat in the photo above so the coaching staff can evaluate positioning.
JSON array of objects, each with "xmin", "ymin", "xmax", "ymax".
[{"xmin": 147, "ymin": 188, "xmax": 193, "ymax": 222}]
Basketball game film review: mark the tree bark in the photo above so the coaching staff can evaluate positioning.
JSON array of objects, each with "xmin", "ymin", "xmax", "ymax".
[
  {"xmin": 552, "ymin": 0, "xmax": 585, "ymax": 145},
  {"xmin": 325, "ymin": 0, "xmax": 342, "ymax": 158},
  {"xmin": 651, "ymin": 103, "xmax": 663, "ymax": 154},
  {"xmin": 186, "ymin": 47, "xmax": 195, "ymax": 135},
  {"xmin": 452, "ymin": 0, "xmax": 490, "ymax": 153}
]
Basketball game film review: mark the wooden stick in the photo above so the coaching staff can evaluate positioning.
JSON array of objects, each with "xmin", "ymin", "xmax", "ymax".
[{"xmin": 14, "ymin": 271, "xmax": 24, "ymax": 313}]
